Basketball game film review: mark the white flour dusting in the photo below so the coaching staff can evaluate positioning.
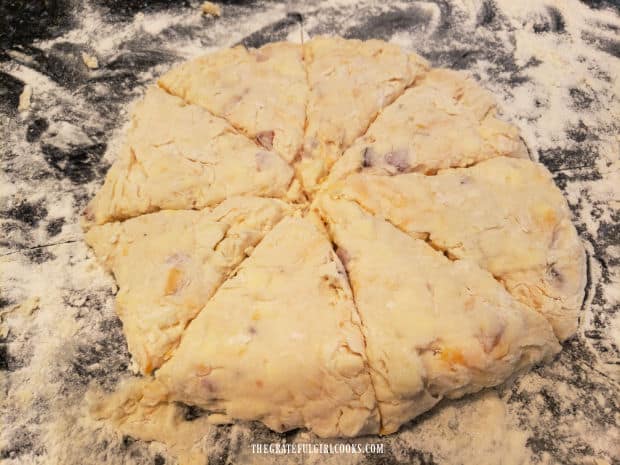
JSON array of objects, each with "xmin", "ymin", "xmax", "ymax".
[{"xmin": 1, "ymin": 0, "xmax": 618, "ymax": 464}]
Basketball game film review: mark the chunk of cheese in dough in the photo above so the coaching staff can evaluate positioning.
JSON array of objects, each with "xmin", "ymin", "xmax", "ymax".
[
  {"xmin": 85, "ymin": 197, "xmax": 291, "ymax": 373},
  {"xmin": 298, "ymin": 36, "xmax": 429, "ymax": 192},
  {"xmin": 326, "ymin": 69, "xmax": 527, "ymax": 184},
  {"xmin": 315, "ymin": 196, "xmax": 560, "ymax": 434},
  {"xmin": 85, "ymin": 87, "xmax": 293, "ymax": 226},
  {"xmin": 159, "ymin": 42, "xmax": 306, "ymax": 163},
  {"xmin": 326, "ymin": 156, "xmax": 586, "ymax": 340},
  {"xmin": 153, "ymin": 216, "xmax": 380, "ymax": 437}
]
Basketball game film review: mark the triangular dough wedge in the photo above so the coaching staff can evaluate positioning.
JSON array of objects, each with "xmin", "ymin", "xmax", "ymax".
[
  {"xmin": 326, "ymin": 69, "xmax": 527, "ymax": 185},
  {"xmin": 85, "ymin": 87, "xmax": 293, "ymax": 226},
  {"xmin": 315, "ymin": 197, "xmax": 560, "ymax": 434},
  {"xmin": 151, "ymin": 216, "xmax": 380, "ymax": 437},
  {"xmin": 326, "ymin": 157, "xmax": 586, "ymax": 340},
  {"xmin": 298, "ymin": 36, "xmax": 429, "ymax": 192},
  {"xmin": 85, "ymin": 197, "xmax": 291, "ymax": 373},
  {"xmin": 159, "ymin": 42, "xmax": 307, "ymax": 163}
]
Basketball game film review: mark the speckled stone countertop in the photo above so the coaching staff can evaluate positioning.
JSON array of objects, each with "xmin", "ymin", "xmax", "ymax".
[{"xmin": 1, "ymin": 1, "xmax": 618, "ymax": 464}]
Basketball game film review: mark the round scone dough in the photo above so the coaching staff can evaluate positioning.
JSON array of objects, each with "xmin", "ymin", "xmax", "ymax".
[{"xmin": 84, "ymin": 37, "xmax": 586, "ymax": 440}]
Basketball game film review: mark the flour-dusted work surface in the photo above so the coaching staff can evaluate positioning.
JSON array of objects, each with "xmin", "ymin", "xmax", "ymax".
[{"xmin": 1, "ymin": 0, "xmax": 619, "ymax": 464}]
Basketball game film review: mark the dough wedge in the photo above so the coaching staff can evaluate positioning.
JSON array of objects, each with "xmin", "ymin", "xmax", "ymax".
[
  {"xmin": 159, "ymin": 42, "xmax": 307, "ymax": 163},
  {"xmin": 85, "ymin": 197, "xmax": 291, "ymax": 373},
  {"xmin": 85, "ymin": 87, "xmax": 293, "ymax": 226},
  {"xmin": 298, "ymin": 36, "xmax": 429, "ymax": 192},
  {"xmin": 326, "ymin": 69, "xmax": 527, "ymax": 185},
  {"xmin": 325, "ymin": 156, "xmax": 586, "ymax": 340},
  {"xmin": 149, "ymin": 216, "xmax": 380, "ymax": 437},
  {"xmin": 315, "ymin": 196, "xmax": 560, "ymax": 434}
]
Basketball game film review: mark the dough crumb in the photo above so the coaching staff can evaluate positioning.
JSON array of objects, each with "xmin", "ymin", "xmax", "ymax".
[
  {"xmin": 81, "ymin": 52, "xmax": 99, "ymax": 69},
  {"xmin": 0, "ymin": 297, "xmax": 39, "ymax": 338},
  {"xmin": 18, "ymin": 85, "xmax": 32, "ymax": 112},
  {"xmin": 201, "ymin": 1, "xmax": 221, "ymax": 17}
]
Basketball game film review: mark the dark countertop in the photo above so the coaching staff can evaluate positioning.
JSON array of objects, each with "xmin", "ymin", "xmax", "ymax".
[{"xmin": 1, "ymin": 1, "xmax": 618, "ymax": 464}]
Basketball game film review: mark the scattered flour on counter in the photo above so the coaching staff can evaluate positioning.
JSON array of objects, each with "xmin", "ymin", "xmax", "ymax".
[
  {"xmin": 1, "ymin": 0, "xmax": 618, "ymax": 464},
  {"xmin": 490, "ymin": 0, "xmax": 620, "ymax": 163},
  {"xmin": 395, "ymin": 392, "xmax": 533, "ymax": 465}
]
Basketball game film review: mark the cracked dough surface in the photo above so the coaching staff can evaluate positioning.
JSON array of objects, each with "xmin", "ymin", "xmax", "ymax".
[{"xmin": 84, "ymin": 37, "xmax": 586, "ymax": 440}]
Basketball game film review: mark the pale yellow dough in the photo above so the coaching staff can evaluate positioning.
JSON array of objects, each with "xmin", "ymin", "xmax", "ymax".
[
  {"xmin": 324, "ymin": 156, "xmax": 586, "ymax": 340},
  {"xmin": 326, "ymin": 68, "xmax": 528, "ymax": 184},
  {"xmin": 299, "ymin": 36, "xmax": 429, "ymax": 192},
  {"xmin": 85, "ymin": 87, "xmax": 293, "ymax": 226},
  {"xmin": 159, "ymin": 42, "xmax": 306, "ymax": 163},
  {"xmin": 85, "ymin": 197, "xmax": 291, "ymax": 373},
  {"xmin": 314, "ymin": 197, "xmax": 561, "ymax": 434},
  {"xmin": 83, "ymin": 37, "xmax": 586, "ymax": 444},
  {"xmin": 153, "ymin": 216, "xmax": 379, "ymax": 437}
]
